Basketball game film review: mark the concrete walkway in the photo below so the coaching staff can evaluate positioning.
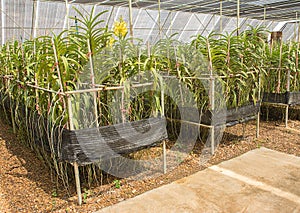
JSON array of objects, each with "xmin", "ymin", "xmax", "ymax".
[{"xmin": 96, "ymin": 148, "xmax": 300, "ymax": 213}]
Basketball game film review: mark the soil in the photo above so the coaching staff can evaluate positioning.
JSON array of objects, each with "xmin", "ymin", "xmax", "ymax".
[{"xmin": 0, "ymin": 118, "xmax": 300, "ymax": 212}]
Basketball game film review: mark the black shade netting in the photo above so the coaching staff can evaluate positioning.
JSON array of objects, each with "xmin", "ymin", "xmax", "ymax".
[
  {"xmin": 263, "ymin": 92, "xmax": 300, "ymax": 106},
  {"xmin": 201, "ymin": 102, "xmax": 260, "ymax": 127},
  {"xmin": 61, "ymin": 117, "xmax": 168, "ymax": 165}
]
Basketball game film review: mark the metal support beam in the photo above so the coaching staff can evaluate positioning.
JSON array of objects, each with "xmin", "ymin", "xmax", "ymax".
[
  {"xmin": 237, "ymin": 0, "xmax": 240, "ymax": 35},
  {"xmin": 264, "ymin": 6, "xmax": 267, "ymax": 23},
  {"xmin": 201, "ymin": 15, "xmax": 214, "ymax": 35},
  {"xmin": 158, "ymin": 0, "xmax": 161, "ymax": 38},
  {"xmin": 1, "ymin": 0, "xmax": 5, "ymax": 44},
  {"xmin": 33, "ymin": 0, "xmax": 40, "ymax": 38},
  {"xmin": 146, "ymin": 10, "xmax": 160, "ymax": 43},
  {"xmin": 194, "ymin": 13, "xmax": 210, "ymax": 35},
  {"xmin": 178, "ymin": 13, "xmax": 193, "ymax": 41},
  {"xmin": 220, "ymin": 0, "xmax": 223, "ymax": 33},
  {"xmin": 166, "ymin": 11, "xmax": 179, "ymax": 36},
  {"xmin": 63, "ymin": 0, "xmax": 70, "ymax": 31},
  {"xmin": 129, "ymin": 0, "xmax": 133, "ymax": 38}
]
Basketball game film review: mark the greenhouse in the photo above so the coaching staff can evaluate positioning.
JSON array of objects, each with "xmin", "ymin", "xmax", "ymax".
[{"xmin": 0, "ymin": 0, "xmax": 300, "ymax": 212}]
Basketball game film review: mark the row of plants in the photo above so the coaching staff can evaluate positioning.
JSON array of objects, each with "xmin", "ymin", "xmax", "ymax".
[{"xmin": 0, "ymin": 6, "xmax": 299, "ymax": 189}]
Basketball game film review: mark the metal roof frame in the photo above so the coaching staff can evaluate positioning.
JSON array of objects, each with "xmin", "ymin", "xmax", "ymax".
[{"xmin": 46, "ymin": 0, "xmax": 300, "ymax": 21}]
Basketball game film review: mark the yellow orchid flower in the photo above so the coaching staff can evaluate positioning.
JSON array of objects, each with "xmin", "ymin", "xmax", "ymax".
[{"xmin": 113, "ymin": 17, "xmax": 128, "ymax": 38}]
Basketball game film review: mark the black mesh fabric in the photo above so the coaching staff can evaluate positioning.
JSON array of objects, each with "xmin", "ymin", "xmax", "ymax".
[
  {"xmin": 262, "ymin": 92, "xmax": 288, "ymax": 104},
  {"xmin": 287, "ymin": 92, "xmax": 300, "ymax": 106},
  {"xmin": 61, "ymin": 117, "xmax": 168, "ymax": 165},
  {"xmin": 263, "ymin": 92, "xmax": 300, "ymax": 106},
  {"xmin": 200, "ymin": 102, "xmax": 260, "ymax": 126}
]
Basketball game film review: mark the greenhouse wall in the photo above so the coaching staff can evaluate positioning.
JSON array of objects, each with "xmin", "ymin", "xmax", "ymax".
[{"xmin": 1, "ymin": 0, "xmax": 299, "ymax": 44}]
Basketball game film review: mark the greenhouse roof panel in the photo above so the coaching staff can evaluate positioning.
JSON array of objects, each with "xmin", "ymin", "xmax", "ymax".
[{"xmin": 45, "ymin": 0, "xmax": 300, "ymax": 21}]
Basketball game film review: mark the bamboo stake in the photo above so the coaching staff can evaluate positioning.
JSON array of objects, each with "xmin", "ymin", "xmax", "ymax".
[
  {"xmin": 65, "ymin": 82, "xmax": 153, "ymax": 95},
  {"xmin": 285, "ymin": 105, "xmax": 289, "ymax": 128},
  {"xmin": 163, "ymin": 140, "xmax": 167, "ymax": 174},
  {"xmin": 166, "ymin": 117, "xmax": 213, "ymax": 129},
  {"xmin": 7, "ymin": 79, "xmax": 16, "ymax": 134},
  {"xmin": 5, "ymin": 46, "xmax": 16, "ymax": 133},
  {"xmin": 276, "ymin": 36, "xmax": 283, "ymax": 93},
  {"xmin": 206, "ymin": 38, "xmax": 215, "ymax": 155},
  {"xmin": 242, "ymin": 123, "xmax": 246, "ymax": 138},
  {"xmin": 34, "ymin": 40, "xmax": 41, "ymax": 114},
  {"xmin": 67, "ymin": 95, "xmax": 82, "ymax": 205},
  {"xmin": 256, "ymin": 71, "xmax": 261, "ymax": 138},
  {"xmin": 87, "ymin": 39, "xmax": 99, "ymax": 127},
  {"xmin": 52, "ymin": 38, "xmax": 64, "ymax": 93},
  {"xmin": 210, "ymin": 77, "xmax": 215, "ymax": 155},
  {"xmin": 121, "ymin": 87, "xmax": 126, "ymax": 123},
  {"xmin": 52, "ymin": 38, "xmax": 67, "ymax": 119},
  {"xmin": 53, "ymin": 38, "xmax": 82, "ymax": 205},
  {"xmin": 159, "ymin": 76, "xmax": 166, "ymax": 174},
  {"xmin": 160, "ymin": 77, "xmax": 165, "ymax": 118},
  {"xmin": 74, "ymin": 165, "xmax": 82, "ymax": 205},
  {"xmin": 296, "ymin": 16, "xmax": 300, "ymax": 92},
  {"xmin": 286, "ymin": 42, "xmax": 292, "ymax": 128},
  {"xmin": 22, "ymin": 82, "xmax": 60, "ymax": 94}
]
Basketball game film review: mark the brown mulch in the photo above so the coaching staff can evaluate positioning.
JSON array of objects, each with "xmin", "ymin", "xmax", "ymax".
[{"xmin": 0, "ymin": 119, "xmax": 300, "ymax": 213}]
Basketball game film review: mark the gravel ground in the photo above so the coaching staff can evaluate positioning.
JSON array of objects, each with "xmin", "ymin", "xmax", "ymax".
[{"xmin": 0, "ymin": 118, "xmax": 299, "ymax": 213}]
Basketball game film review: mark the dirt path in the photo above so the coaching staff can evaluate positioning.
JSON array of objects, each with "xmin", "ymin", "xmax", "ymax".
[
  {"xmin": 0, "ymin": 173, "xmax": 11, "ymax": 212},
  {"xmin": 0, "ymin": 120, "xmax": 67, "ymax": 212},
  {"xmin": 0, "ymin": 117, "xmax": 299, "ymax": 212}
]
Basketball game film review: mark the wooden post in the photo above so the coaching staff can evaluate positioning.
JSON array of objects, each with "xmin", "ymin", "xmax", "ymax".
[
  {"xmin": 256, "ymin": 71, "xmax": 261, "ymax": 138},
  {"xmin": 295, "ymin": 19, "xmax": 300, "ymax": 91},
  {"xmin": 285, "ymin": 105, "xmax": 289, "ymax": 128},
  {"xmin": 210, "ymin": 77, "xmax": 215, "ymax": 155},
  {"xmin": 286, "ymin": 42, "xmax": 292, "ymax": 128},
  {"xmin": 163, "ymin": 140, "xmax": 167, "ymax": 174},
  {"xmin": 207, "ymin": 38, "xmax": 215, "ymax": 155},
  {"xmin": 160, "ymin": 76, "xmax": 166, "ymax": 174},
  {"xmin": 67, "ymin": 96, "xmax": 82, "ymax": 205},
  {"xmin": 73, "ymin": 162, "xmax": 82, "ymax": 205},
  {"xmin": 277, "ymin": 33, "xmax": 283, "ymax": 93},
  {"xmin": 160, "ymin": 76, "xmax": 165, "ymax": 118}
]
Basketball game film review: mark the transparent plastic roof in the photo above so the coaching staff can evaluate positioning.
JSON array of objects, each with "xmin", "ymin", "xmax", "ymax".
[
  {"xmin": 48, "ymin": 0, "xmax": 300, "ymax": 21},
  {"xmin": 0, "ymin": 0, "xmax": 300, "ymax": 44}
]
